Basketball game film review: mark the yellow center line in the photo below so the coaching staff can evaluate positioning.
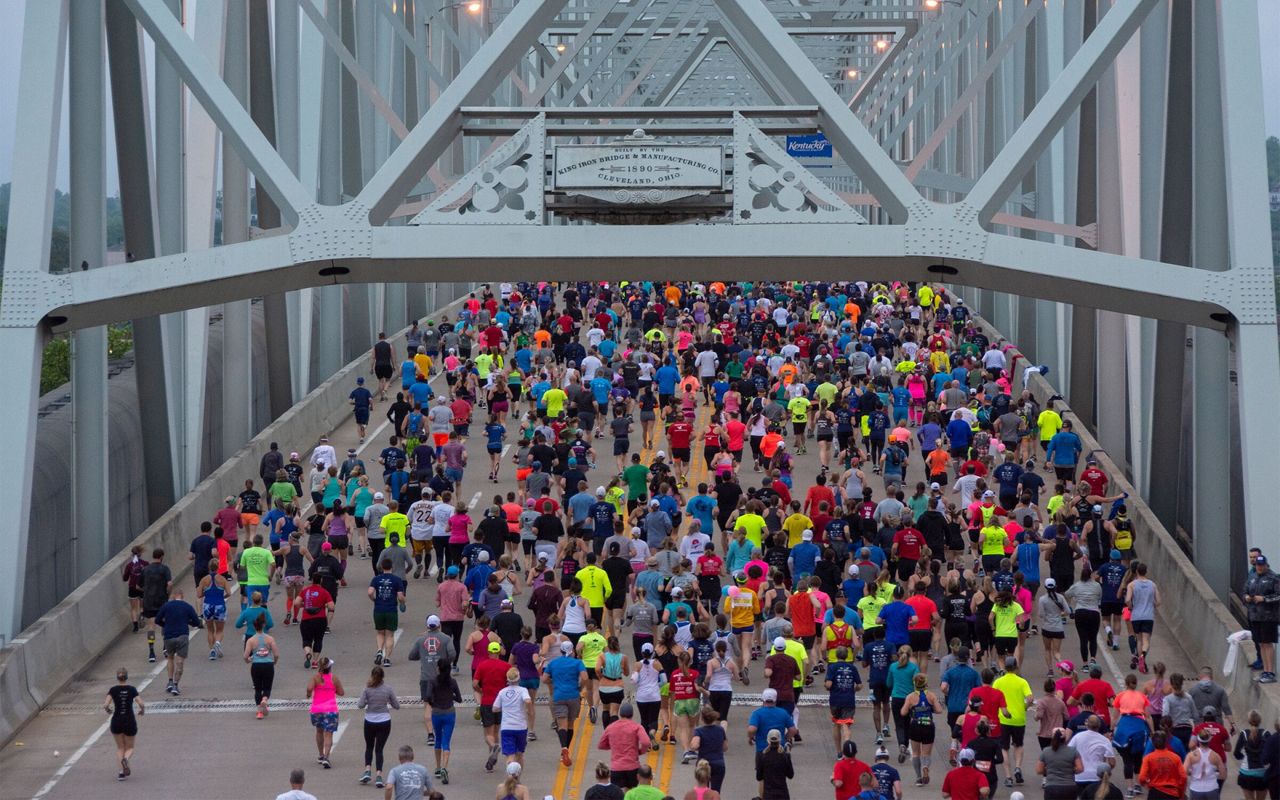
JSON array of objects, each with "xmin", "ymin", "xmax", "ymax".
[
  {"xmin": 657, "ymin": 712, "xmax": 677, "ymax": 794},
  {"xmin": 564, "ymin": 707, "xmax": 595, "ymax": 800}
]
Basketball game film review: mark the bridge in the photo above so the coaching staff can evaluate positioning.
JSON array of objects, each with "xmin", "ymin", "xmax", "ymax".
[{"xmin": 0, "ymin": 0, "xmax": 1276, "ymax": 797}]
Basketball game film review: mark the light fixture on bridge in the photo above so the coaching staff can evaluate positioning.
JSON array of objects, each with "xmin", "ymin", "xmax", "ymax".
[
  {"xmin": 556, "ymin": 43, "xmax": 567, "ymax": 53},
  {"xmin": 466, "ymin": 2, "xmax": 482, "ymax": 14},
  {"xmin": 875, "ymin": 38, "xmax": 890, "ymax": 51},
  {"xmin": 925, "ymin": 0, "xmax": 940, "ymax": 8},
  {"xmin": 846, "ymin": 69, "xmax": 858, "ymax": 78}
]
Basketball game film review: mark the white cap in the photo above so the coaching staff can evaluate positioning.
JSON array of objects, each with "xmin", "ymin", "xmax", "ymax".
[
  {"xmin": 649, "ymin": 499, "xmax": 660, "ymax": 508},
  {"xmin": 596, "ymin": 487, "xmax": 606, "ymax": 497},
  {"xmin": 848, "ymin": 564, "xmax": 858, "ymax": 576},
  {"xmin": 761, "ymin": 688, "xmax": 778, "ymax": 702},
  {"xmin": 929, "ymin": 482, "xmax": 941, "ymax": 491},
  {"xmin": 560, "ymin": 641, "xmax": 574, "ymax": 655},
  {"xmin": 426, "ymin": 614, "xmax": 441, "ymax": 628},
  {"xmin": 773, "ymin": 636, "xmax": 787, "ymax": 650},
  {"xmin": 656, "ymin": 450, "xmax": 666, "ymax": 459},
  {"xmin": 776, "ymin": 441, "xmax": 785, "ymax": 449},
  {"xmin": 801, "ymin": 529, "xmax": 813, "ymax": 541},
  {"xmin": 374, "ymin": 492, "xmax": 384, "ymax": 500},
  {"xmin": 671, "ymin": 587, "xmax": 683, "ymax": 597},
  {"xmin": 982, "ymin": 490, "xmax": 995, "ymax": 499},
  {"xmin": 506, "ymin": 762, "xmax": 522, "ymax": 778},
  {"xmin": 958, "ymin": 748, "xmax": 976, "ymax": 763},
  {"xmin": 478, "ymin": 551, "xmax": 490, "ymax": 562}
]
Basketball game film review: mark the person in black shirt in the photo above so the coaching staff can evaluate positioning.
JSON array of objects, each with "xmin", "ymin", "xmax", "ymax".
[
  {"xmin": 104, "ymin": 668, "xmax": 144, "ymax": 780},
  {"xmin": 140, "ymin": 549, "xmax": 172, "ymax": 664}
]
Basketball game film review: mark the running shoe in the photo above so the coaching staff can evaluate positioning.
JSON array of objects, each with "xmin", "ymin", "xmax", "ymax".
[
  {"xmin": 319, "ymin": 757, "xmax": 331, "ymax": 769},
  {"xmin": 484, "ymin": 744, "xmax": 499, "ymax": 772},
  {"xmin": 304, "ymin": 653, "xmax": 312, "ymax": 670},
  {"xmin": 375, "ymin": 650, "xmax": 384, "ymax": 666},
  {"xmin": 899, "ymin": 744, "xmax": 907, "ymax": 764},
  {"xmin": 148, "ymin": 650, "xmax": 156, "ymax": 664},
  {"xmin": 1261, "ymin": 672, "xmax": 1277, "ymax": 684},
  {"xmin": 589, "ymin": 705, "xmax": 598, "ymax": 724},
  {"xmin": 214, "ymin": 641, "xmax": 223, "ymax": 658},
  {"xmin": 413, "ymin": 566, "xmax": 422, "ymax": 580},
  {"xmin": 1137, "ymin": 656, "xmax": 1148, "ymax": 674},
  {"xmin": 360, "ymin": 770, "xmax": 372, "ymax": 784},
  {"xmin": 528, "ymin": 730, "xmax": 536, "ymax": 741},
  {"xmin": 1014, "ymin": 768, "xmax": 1024, "ymax": 784},
  {"xmin": 1251, "ymin": 659, "xmax": 1265, "ymax": 671},
  {"xmin": 382, "ymin": 658, "xmax": 392, "ymax": 667},
  {"xmin": 427, "ymin": 732, "xmax": 436, "ymax": 747},
  {"xmin": 375, "ymin": 776, "xmax": 384, "ymax": 789},
  {"xmin": 474, "ymin": 708, "xmax": 482, "ymax": 721},
  {"xmin": 209, "ymin": 648, "xmax": 217, "ymax": 661},
  {"xmin": 256, "ymin": 711, "xmax": 264, "ymax": 720},
  {"xmin": 440, "ymin": 768, "xmax": 449, "ymax": 784},
  {"xmin": 681, "ymin": 750, "xmax": 696, "ymax": 764},
  {"xmin": 171, "ymin": 684, "xmax": 181, "ymax": 696},
  {"xmin": 561, "ymin": 747, "xmax": 573, "ymax": 767},
  {"xmin": 121, "ymin": 757, "xmax": 130, "ymax": 777}
]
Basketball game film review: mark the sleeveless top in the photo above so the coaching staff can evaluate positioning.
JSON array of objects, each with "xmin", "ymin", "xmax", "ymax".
[
  {"xmin": 327, "ymin": 513, "xmax": 349, "ymax": 538},
  {"xmin": 1129, "ymin": 580, "xmax": 1156, "ymax": 620},
  {"xmin": 311, "ymin": 674, "xmax": 338, "ymax": 713},
  {"xmin": 562, "ymin": 596, "xmax": 587, "ymax": 634},
  {"xmin": 1187, "ymin": 750, "xmax": 1220, "ymax": 792},
  {"xmin": 601, "ymin": 651, "xmax": 624, "ymax": 681},
  {"xmin": 707, "ymin": 659, "xmax": 733, "ymax": 691},
  {"xmin": 909, "ymin": 692, "xmax": 935, "ymax": 727},
  {"xmin": 250, "ymin": 633, "xmax": 274, "ymax": 664},
  {"xmin": 845, "ymin": 471, "xmax": 863, "ymax": 501},
  {"xmin": 1146, "ymin": 678, "xmax": 1166, "ymax": 715},
  {"xmin": 284, "ymin": 542, "xmax": 306, "ymax": 577},
  {"xmin": 203, "ymin": 580, "xmax": 226, "ymax": 608}
]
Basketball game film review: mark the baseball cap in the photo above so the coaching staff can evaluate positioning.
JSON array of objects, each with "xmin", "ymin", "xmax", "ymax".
[
  {"xmin": 874, "ymin": 747, "xmax": 890, "ymax": 760},
  {"xmin": 801, "ymin": 529, "xmax": 813, "ymax": 541},
  {"xmin": 568, "ymin": 457, "xmax": 577, "ymax": 465},
  {"xmin": 426, "ymin": 614, "xmax": 441, "ymax": 628},
  {"xmin": 501, "ymin": 598, "xmax": 513, "ymax": 608},
  {"xmin": 1056, "ymin": 660, "xmax": 1074, "ymax": 673},
  {"xmin": 656, "ymin": 450, "xmax": 666, "ymax": 459},
  {"xmin": 446, "ymin": 565, "xmax": 460, "ymax": 576},
  {"xmin": 959, "ymin": 748, "xmax": 976, "ymax": 763},
  {"xmin": 487, "ymin": 641, "xmax": 501, "ymax": 654},
  {"xmin": 649, "ymin": 499, "xmax": 659, "ymax": 508},
  {"xmin": 1044, "ymin": 578, "xmax": 1056, "ymax": 589},
  {"xmin": 225, "ymin": 495, "xmax": 236, "ymax": 504},
  {"xmin": 596, "ymin": 487, "xmax": 606, "ymax": 497},
  {"xmin": 929, "ymin": 482, "xmax": 941, "ymax": 491},
  {"xmin": 347, "ymin": 448, "xmax": 357, "ymax": 455},
  {"xmin": 761, "ymin": 688, "xmax": 778, "ymax": 702},
  {"xmin": 537, "ymin": 553, "xmax": 549, "ymax": 563},
  {"xmin": 982, "ymin": 490, "xmax": 995, "ymax": 499},
  {"xmin": 968, "ymin": 696, "xmax": 983, "ymax": 709},
  {"xmin": 641, "ymin": 642, "xmax": 655, "ymax": 654},
  {"xmin": 506, "ymin": 762, "xmax": 522, "ymax": 778},
  {"xmin": 766, "ymin": 729, "xmax": 782, "ymax": 743},
  {"xmin": 374, "ymin": 492, "xmax": 384, "ymax": 500},
  {"xmin": 477, "ymin": 552, "xmax": 490, "ymax": 563},
  {"xmin": 1092, "ymin": 504, "xmax": 1103, "ymax": 513},
  {"xmin": 1203, "ymin": 706, "xmax": 1217, "ymax": 718},
  {"xmin": 561, "ymin": 641, "xmax": 575, "ymax": 655},
  {"xmin": 356, "ymin": 376, "xmax": 364, "ymax": 384},
  {"xmin": 1259, "ymin": 555, "xmax": 1270, "ymax": 566},
  {"xmin": 773, "ymin": 636, "xmax": 787, "ymax": 651},
  {"xmin": 671, "ymin": 587, "xmax": 683, "ymax": 597},
  {"xmin": 1110, "ymin": 549, "xmax": 1123, "ymax": 560},
  {"xmin": 321, "ymin": 542, "xmax": 332, "ymax": 551}
]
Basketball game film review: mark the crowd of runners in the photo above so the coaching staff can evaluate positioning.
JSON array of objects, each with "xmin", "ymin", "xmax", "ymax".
[{"xmin": 106, "ymin": 279, "xmax": 1280, "ymax": 800}]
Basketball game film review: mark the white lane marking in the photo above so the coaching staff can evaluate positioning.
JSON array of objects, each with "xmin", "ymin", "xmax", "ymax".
[
  {"xmin": 332, "ymin": 719, "xmax": 351, "ymax": 747},
  {"xmin": 467, "ymin": 492, "xmax": 482, "ymax": 510},
  {"xmin": 32, "ymin": 631, "xmax": 194, "ymax": 798},
  {"xmin": 501, "ymin": 444, "xmax": 510, "ymax": 458}
]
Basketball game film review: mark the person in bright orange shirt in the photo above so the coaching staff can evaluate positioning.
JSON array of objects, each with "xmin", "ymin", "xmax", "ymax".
[
  {"xmin": 844, "ymin": 302, "xmax": 860, "ymax": 325},
  {"xmin": 926, "ymin": 446, "xmax": 950, "ymax": 483},
  {"xmin": 1137, "ymin": 732, "xmax": 1186, "ymax": 799},
  {"xmin": 709, "ymin": 281, "xmax": 726, "ymax": 296},
  {"xmin": 777, "ymin": 361, "xmax": 798, "ymax": 385},
  {"xmin": 665, "ymin": 284, "xmax": 682, "ymax": 306},
  {"xmin": 532, "ymin": 329, "xmax": 551, "ymax": 349}
]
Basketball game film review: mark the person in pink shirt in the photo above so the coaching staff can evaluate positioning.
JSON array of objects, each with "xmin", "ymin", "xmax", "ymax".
[
  {"xmin": 435, "ymin": 566, "xmax": 470, "ymax": 655},
  {"xmin": 213, "ymin": 496, "xmax": 243, "ymax": 547},
  {"xmin": 906, "ymin": 372, "xmax": 928, "ymax": 425},
  {"xmin": 598, "ymin": 702, "xmax": 652, "ymax": 788},
  {"xmin": 1052, "ymin": 660, "xmax": 1076, "ymax": 701}
]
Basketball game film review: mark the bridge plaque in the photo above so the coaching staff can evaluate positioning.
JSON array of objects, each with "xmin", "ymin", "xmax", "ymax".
[{"xmin": 552, "ymin": 138, "xmax": 723, "ymax": 191}]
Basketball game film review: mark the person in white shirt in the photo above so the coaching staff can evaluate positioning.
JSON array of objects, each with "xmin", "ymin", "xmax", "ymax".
[
  {"xmin": 693, "ymin": 349, "xmax": 719, "ymax": 380},
  {"xmin": 407, "ymin": 496, "xmax": 437, "ymax": 579},
  {"xmin": 274, "ymin": 768, "xmax": 318, "ymax": 800},
  {"xmin": 1071, "ymin": 716, "xmax": 1117, "ymax": 786},
  {"xmin": 981, "ymin": 345, "xmax": 1007, "ymax": 376},
  {"xmin": 311, "ymin": 437, "xmax": 337, "ymax": 472},
  {"xmin": 580, "ymin": 353, "xmax": 603, "ymax": 382},
  {"xmin": 678, "ymin": 525, "xmax": 711, "ymax": 561},
  {"xmin": 493, "ymin": 669, "xmax": 534, "ymax": 769},
  {"xmin": 586, "ymin": 326, "xmax": 606, "ymax": 348}
]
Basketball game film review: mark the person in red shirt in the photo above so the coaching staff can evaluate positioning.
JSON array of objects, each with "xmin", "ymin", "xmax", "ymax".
[
  {"xmin": 213, "ymin": 496, "xmax": 242, "ymax": 547},
  {"xmin": 482, "ymin": 324, "xmax": 504, "ymax": 349},
  {"xmin": 666, "ymin": 413, "xmax": 693, "ymax": 487},
  {"xmin": 788, "ymin": 585, "xmax": 820, "ymax": 649},
  {"xmin": 771, "ymin": 474, "xmax": 792, "ymax": 508},
  {"xmin": 831, "ymin": 740, "xmax": 874, "ymax": 800},
  {"xmin": 1191, "ymin": 707, "xmax": 1230, "ymax": 765},
  {"xmin": 941, "ymin": 748, "xmax": 991, "ymax": 800},
  {"xmin": 905, "ymin": 583, "xmax": 939, "ymax": 669},
  {"xmin": 1079, "ymin": 457, "xmax": 1109, "ymax": 496},
  {"xmin": 804, "ymin": 474, "xmax": 836, "ymax": 517},
  {"xmin": 1069, "ymin": 665, "xmax": 1117, "ymax": 727},
  {"xmin": 293, "ymin": 575, "xmax": 334, "ymax": 669},
  {"xmin": 959, "ymin": 458, "xmax": 988, "ymax": 478},
  {"xmin": 966, "ymin": 670, "xmax": 1006, "ymax": 739},
  {"xmin": 891, "ymin": 526, "xmax": 925, "ymax": 581},
  {"xmin": 473, "ymin": 642, "xmax": 511, "ymax": 769},
  {"xmin": 669, "ymin": 651, "xmax": 702, "ymax": 763}
]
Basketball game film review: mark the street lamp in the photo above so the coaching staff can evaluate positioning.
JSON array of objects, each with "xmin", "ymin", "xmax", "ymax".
[
  {"xmin": 846, "ymin": 68, "xmax": 858, "ymax": 78},
  {"xmin": 466, "ymin": 1, "xmax": 482, "ymax": 13},
  {"xmin": 556, "ymin": 43, "xmax": 567, "ymax": 53},
  {"xmin": 875, "ymin": 38, "xmax": 889, "ymax": 51}
]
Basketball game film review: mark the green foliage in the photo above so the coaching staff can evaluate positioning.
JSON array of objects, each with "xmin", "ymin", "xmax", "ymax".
[
  {"xmin": 1268, "ymin": 137, "xmax": 1280, "ymax": 189},
  {"xmin": 0, "ymin": 183, "xmax": 124, "ymax": 271},
  {"xmin": 38, "ymin": 324, "xmax": 134, "ymax": 396}
]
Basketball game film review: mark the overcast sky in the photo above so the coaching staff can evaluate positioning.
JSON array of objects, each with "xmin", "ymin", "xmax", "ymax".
[{"xmin": 0, "ymin": 0, "xmax": 1277, "ymax": 194}]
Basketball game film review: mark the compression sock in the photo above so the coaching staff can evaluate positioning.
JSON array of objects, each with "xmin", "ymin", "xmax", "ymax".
[
  {"xmin": 558, "ymin": 729, "xmax": 570, "ymax": 749},
  {"xmin": 1128, "ymin": 635, "xmax": 1137, "ymax": 655},
  {"xmin": 912, "ymin": 757, "xmax": 922, "ymax": 778}
]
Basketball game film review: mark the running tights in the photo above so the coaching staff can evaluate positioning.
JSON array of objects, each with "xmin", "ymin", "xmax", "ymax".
[
  {"xmin": 637, "ymin": 700, "xmax": 661, "ymax": 736},
  {"xmin": 1073, "ymin": 609, "xmax": 1101, "ymax": 663},
  {"xmin": 363, "ymin": 719, "xmax": 391, "ymax": 771},
  {"xmin": 250, "ymin": 662, "xmax": 274, "ymax": 705}
]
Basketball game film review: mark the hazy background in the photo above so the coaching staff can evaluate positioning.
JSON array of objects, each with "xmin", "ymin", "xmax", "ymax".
[{"xmin": 0, "ymin": 0, "xmax": 1277, "ymax": 193}]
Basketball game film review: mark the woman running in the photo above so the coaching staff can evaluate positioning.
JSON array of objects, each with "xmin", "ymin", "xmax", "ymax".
[
  {"xmin": 427, "ymin": 658, "xmax": 462, "ymax": 785},
  {"xmin": 307, "ymin": 656, "xmax": 345, "ymax": 768},
  {"xmin": 484, "ymin": 413, "xmax": 506, "ymax": 483},
  {"xmin": 703, "ymin": 639, "xmax": 738, "ymax": 722},
  {"xmin": 198, "ymin": 558, "xmax": 230, "ymax": 660},
  {"xmin": 496, "ymin": 761, "xmax": 531, "ymax": 800},
  {"xmin": 683, "ymin": 758, "xmax": 723, "ymax": 800},
  {"xmin": 322, "ymin": 500, "xmax": 353, "ymax": 583},
  {"xmin": 105, "ymin": 668, "xmax": 144, "ymax": 781},
  {"xmin": 900, "ymin": 672, "xmax": 945, "ymax": 786},
  {"xmin": 357, "ymin": 665, "xmax": 400, "ymax": 787},
  {"xmin": 243, "ymin": 614, "xmax": 278, "ymax": 720},
  {"xmin": 595, "ymin": 635, "xmax": 629, "ymax": 730}
]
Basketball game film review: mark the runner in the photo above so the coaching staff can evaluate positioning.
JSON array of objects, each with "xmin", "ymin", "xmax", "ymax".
[{"xmin": 104, "ymin": 668, "xmax": 144, "ymax": 781}]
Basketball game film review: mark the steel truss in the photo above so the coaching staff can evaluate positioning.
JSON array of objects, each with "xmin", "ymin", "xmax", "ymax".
[{"xmin": 1, "ymin": 0, "xmax": 1275, "ymax": 640}]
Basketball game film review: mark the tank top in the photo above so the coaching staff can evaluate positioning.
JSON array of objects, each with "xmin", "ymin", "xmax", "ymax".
[
  {"xmin": 944, "ymin": 595, "xmax": 969, "ymax": 623},
  {"xmin": 909, "ymin": 692, "xmax": 935, "ymax": 726},
  {"xmin": 601, "ymin": 651, "xmax": 624, "ymax": 681},
  {"xmin": 327, "ymin": 513, "xmax": 348, "ymax": 538},
  {"xmin": 814, "ymin": 415, "xmax": 834, "ymax": 436},
  {"xmin": 203, "ymin": 580, "xmax": 226, "ymax": 608},
  {"xmin": 707, "ymin": 659, "xmax": 733, "ymax": 691},
  {"xmin": 844, "ymin": 471, "xmax": 863, "ymax": 502},
  {"xmin": 975, "ymin": 596, "xmax": 994, "ymax": 629},
  {"xmin": 1147, "ymin": 678, "xmax": 1166, "ymax": 715},
  {"xmin": 250, "ymin": 633, "xmax": 274, "ymax": 664},
  {"xmin": 284, "ymin": 542, "xmax": 305, "ymax": 577},
  {"xmin": 1129, "ymin": 580, "xmax": 1156, "ymax": 620},
  {"xmin": 562, "ymin": 596, "xmax": 587, "ymax": 634},
  {"xmin": 311, "ymin": 674, "xmax": 338, "ymax": 713},
  {"xmin": 1187, "ymin": 750, "xmax": 1220, "ymax": 792}
]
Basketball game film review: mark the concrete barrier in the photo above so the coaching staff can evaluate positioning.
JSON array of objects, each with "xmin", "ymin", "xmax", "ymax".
[
  {"xmin": 975, "ymin": 312, "xmax": 1280, "ymax": 726},
  {"xmin": 0, "ymin": 290, "xmax": 472, "ymax": 745}
]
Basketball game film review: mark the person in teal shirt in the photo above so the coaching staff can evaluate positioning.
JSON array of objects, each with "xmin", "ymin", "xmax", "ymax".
[
  {"xmin": 685, "ymin": 485, "xmax": 717, "ymax": 534},
  {"xmin": 886, "ymin": 647, "xmax": 919, "ymax": 756}
]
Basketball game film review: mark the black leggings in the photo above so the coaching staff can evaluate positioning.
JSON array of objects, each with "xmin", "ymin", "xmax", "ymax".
[
  {"xmin": 1074, "ymin": 609, "xmax": 1101, "ymax": 663},
  {"xmin": 364, "ymin": 719, "xmax": 391, "ymax": 772},
  {"xmin": 891, "ymin": 696, "xmax": 909, "ymax": 748},
  {"xmin": 709, "ymin": 690, "xmax": 732, "ymax": 723},
  {"xmin": 707, "ymin": 760, "xmax": 726, "ymax": 791},
  {"xmin": 868, "ymin": 439, "xmax": 885, "ymax": 465},
  {"xmin": 442, "ymin": 620, "xmax": 465, "ymax": 658},
  {"xmin": 250, "ymin": 662, "xmax": 274, "ymax": 704},
  {"xmin": 638, "ymin": 700, "xmax": 661, "ymax": 734}
]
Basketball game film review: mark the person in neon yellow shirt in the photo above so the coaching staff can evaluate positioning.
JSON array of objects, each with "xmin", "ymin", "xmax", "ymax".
[
  {"xmin": 814, "ymin": 380, "xmax": 838, "ymax": 407},
  {"xmin": 1037, "ymin": 402, "xmax": 1063, "ymax": 446},
  {"xmin": 542, "ymin": 385, "xmax": 568, "ymax": 419},
  {"xmin": 979, "ymin": 523, "xmax": 1008, "ymax": 573},
  {"xmin": 918, "ymin": 285, "xmax": 935, "ymax": 309},
  {"xmin": 857, "ymin": 593, "xmax": 886, "ymax": 637},
  {"xmin": 734, "ymin": 507, "xmax": 768, "ymax": 550},
  {"xmin": 988, "ymin": 594, "xmax": 1024, "ymax": 658},
  {"xmin": 787, "ymin": 395, "xmax": 811, "ymax": 452},
  {"xmin": 473, "ymin": 351, "xmax": 494, "ymax": 380},
  {"xmin": 782, "ymin": 506, "xmax": 813, "ymax": 548},
  {"xmin": 991, "ymin": 657, "xmax": 1033, "ymax": 783},
  {"xmin": 575, "ymin": 619, "xmax": 608, "ymax": 717},
  {"xmin": 575, "ymin": 554, "xmax": 613, "ymax": 611}
]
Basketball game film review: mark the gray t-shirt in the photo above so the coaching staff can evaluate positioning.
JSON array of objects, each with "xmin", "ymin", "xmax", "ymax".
[
  {"xmin": 1128, "ymin": 579, "xmax": 1156, "ymax": 621},
  {"xmin": 1164, "ymin": 692, "xmax": 1197, "ymax": 727},
  {"xmin": 408, "ymin": 631, "xmax": 457, "ymax": 682},
  {"xmin": 386, "ymin": 762, "xmax": 433, "ymax": 800},
  {"xmin": 1039, "ymin": 744, "xmax": 1079, "ymax": 787},
  {"xmin": 1065, "ymin": 579, "xmax": 1102, "ymax": 612},
  {"xmin": 427, "ymin": 404, "xmax": 454, "ymax": 433}
]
